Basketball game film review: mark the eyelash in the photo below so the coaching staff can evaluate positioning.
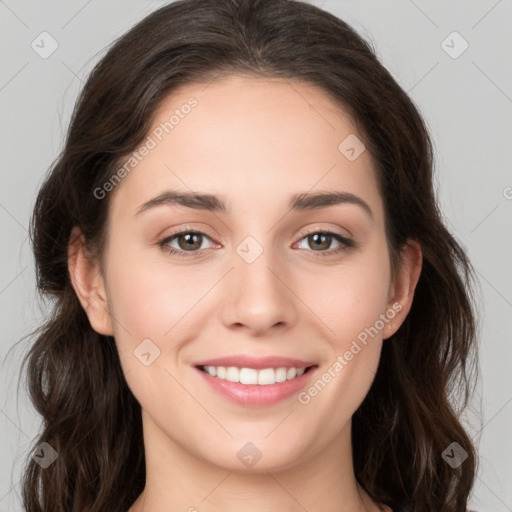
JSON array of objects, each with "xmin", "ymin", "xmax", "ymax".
[{"xmin": 158, "ymin": 227, "xmax": 355, "ymax": 259}]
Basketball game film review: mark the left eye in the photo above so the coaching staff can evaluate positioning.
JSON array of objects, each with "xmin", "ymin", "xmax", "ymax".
[{"xmin": 296, "ymin": 231, "xmax": 353, "ymax": 252}]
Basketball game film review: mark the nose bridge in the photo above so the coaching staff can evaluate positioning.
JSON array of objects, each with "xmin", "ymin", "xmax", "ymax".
[
  {"xmin": 219, "ymin": 231, "xmax": 297, "ymax": 333},
  {"xmin": 234, "ymin": 231, "xmax": 284, "ymax": 301}
]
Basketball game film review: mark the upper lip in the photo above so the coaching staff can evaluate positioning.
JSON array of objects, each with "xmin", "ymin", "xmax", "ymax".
[{"xmin": 194, "ymin": 355, "xmax": 317, "ymax": 370}]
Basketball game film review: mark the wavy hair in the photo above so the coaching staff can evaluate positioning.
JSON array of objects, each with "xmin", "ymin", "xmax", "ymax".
[{"xmin": 18, "ymin": 0, "xmax": 480, "ymax": 510}]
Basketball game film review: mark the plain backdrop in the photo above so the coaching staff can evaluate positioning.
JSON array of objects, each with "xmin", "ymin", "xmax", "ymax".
[{"xmin": 1, "ymin": 1, "xmax": 511, "ymax": 510}]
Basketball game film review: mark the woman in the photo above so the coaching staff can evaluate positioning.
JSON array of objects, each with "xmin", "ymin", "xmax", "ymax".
[{"xmin": 21, "ymin": 0, "xmax": 480, "ymax": 510}]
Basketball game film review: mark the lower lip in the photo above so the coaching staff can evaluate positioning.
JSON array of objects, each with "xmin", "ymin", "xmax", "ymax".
[{"xmin": 195, "ymin": 366, "xmax": 317, "ymax": 407}]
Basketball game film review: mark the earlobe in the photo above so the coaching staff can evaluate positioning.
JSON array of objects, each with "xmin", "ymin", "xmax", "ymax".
[
  {"xmin": 383, "ymin": 239, "xmax": 423, "ymax": 339},
  {"xmin": 68, "ymin": 226, "xmax": 114, "ymax": 336}
]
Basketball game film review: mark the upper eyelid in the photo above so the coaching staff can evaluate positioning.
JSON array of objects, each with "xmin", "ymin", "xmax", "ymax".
[{"xmin": 299, "ymin": 226, "xmax": 350, "ymax": 239}]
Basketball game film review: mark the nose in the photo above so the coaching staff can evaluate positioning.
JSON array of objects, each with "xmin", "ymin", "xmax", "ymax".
[{"xmin": 219, "ymin": 239, "xmax": 299, "ymax": 336}]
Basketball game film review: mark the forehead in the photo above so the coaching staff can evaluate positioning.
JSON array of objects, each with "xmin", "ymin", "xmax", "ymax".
[{"xmin": 110, "ymin": 75, "xmax": 383, "ymax": 221}]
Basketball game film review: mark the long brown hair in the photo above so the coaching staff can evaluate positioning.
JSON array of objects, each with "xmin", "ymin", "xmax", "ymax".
[{"xmin": 19, "ymin": 0, "xmax": 480, "ymax": 510}]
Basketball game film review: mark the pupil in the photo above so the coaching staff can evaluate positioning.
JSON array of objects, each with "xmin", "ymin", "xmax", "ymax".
[
  {"xmin": 310, "ymin": 233, "xmax": 329, "ymax": 250},
  {"xmin": 180, "ymin": 233, "xmax": 201, "ymax": 250}
]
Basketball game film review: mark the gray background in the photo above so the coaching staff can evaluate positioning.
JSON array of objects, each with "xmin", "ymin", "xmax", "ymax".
[{"xmin": 1, "ymin": 0, "xmax": 511, "ymax": 510}]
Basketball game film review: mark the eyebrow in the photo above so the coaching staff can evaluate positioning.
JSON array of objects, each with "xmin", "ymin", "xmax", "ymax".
[{"xmin": 135, "ymin": 190, "xmax": 373, "ymax": 219}]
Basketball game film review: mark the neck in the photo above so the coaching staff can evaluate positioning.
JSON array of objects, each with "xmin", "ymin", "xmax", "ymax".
[{"xmin": 128, "ymin": 409, "xmax": 386, "ymax": 512}]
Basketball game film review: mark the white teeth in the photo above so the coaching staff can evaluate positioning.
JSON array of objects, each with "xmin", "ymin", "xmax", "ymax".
[
  {"xmin": 225, "ymin": 366, "xmax": 239, "ymax": 382},
  {"xmin": 286, "ymin": 367, "xmax": 297, "ymax": 380},
  {"xmin": 202, "ymin": 365, "xmax": 309, "ymax": 385},
  {"xmin": 257, "ymin": 368, "xmax": 275, "ymax": 385},
  {"xmin": 239, "ymin": 368, "xmax": 258, "ymax": 385},
  {"xmin": 275, "ymin": 367, "xmax": 287, "ymax": 382}
]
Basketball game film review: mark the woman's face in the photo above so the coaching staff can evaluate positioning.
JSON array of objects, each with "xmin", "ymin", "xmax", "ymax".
[{"xmin": 79, "ymin": 75, "xmax": 420, "ymax": 473}]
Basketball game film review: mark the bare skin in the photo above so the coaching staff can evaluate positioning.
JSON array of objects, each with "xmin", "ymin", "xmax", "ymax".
[{"xmin": 69, "ymin": 75, "xmax": 421, "ymax": 512}]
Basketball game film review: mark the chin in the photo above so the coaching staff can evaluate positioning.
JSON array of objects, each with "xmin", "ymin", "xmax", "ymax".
[{"xmin": 202, "ymin": 444, "xmax": 306, "ymax": 474}]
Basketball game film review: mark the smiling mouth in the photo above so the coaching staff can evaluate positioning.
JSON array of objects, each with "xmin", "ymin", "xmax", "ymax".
[{"xmin": 196, "ymin": 364, "xmax": 317, "ymax": 385}]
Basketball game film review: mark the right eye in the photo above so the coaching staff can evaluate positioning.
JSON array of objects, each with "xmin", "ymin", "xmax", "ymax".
[{"xmin": 159, "ymin": 230, "xmax": 217, "ymax": 257}]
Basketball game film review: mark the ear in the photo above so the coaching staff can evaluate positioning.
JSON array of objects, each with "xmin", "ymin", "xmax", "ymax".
[
  {"xmin": 383, "ymin": 238, "xmax": 423, "ymax": 339},
  {"xmin": 68, "ymin": 226, "xmax": 114, "ymax": 336}
]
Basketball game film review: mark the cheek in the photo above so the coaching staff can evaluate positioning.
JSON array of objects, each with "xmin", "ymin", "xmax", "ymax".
[
  {"xmin": 105, "ymin": 242, "xmax": 212, "ymax": 340},
  {"xmin": 300, "ymin": 246, "xmax": 391, "ymax": 344},
  {"xmin": 294, "ymin": 258, "xmax": 390, "ymax": 443},
  {"xmin": 103, "ymin": 249, "xmax": 206, "ymax": 415},
  {"xmin": 295, "ymin": 241, "xmax": 391, "ymax": 405}
]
